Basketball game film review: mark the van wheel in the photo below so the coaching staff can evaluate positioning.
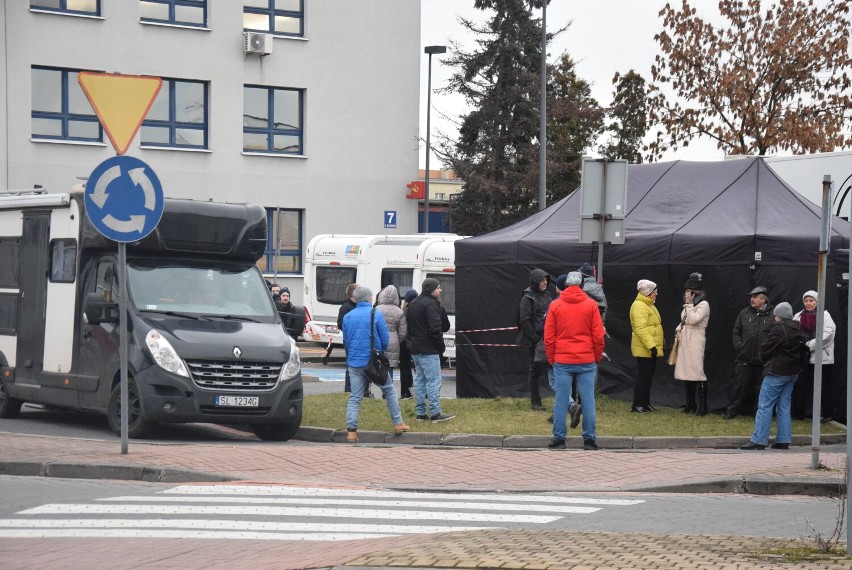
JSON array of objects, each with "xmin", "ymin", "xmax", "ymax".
[
  {"xmin": 0, "ymin": 377, "xmax": 23, "ymax": 419},
  {"xmin": 252, "ymin": 417, "xmax": 301, "ymax": 442},
  {"xmin": 107, "ymin": 379, "xmax": 152, "ymax": 438}
]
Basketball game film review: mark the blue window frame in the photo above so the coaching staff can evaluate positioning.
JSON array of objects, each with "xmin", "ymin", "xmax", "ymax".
[
  {"xmin": 243, "ymin": 0, "xmax": 304, "ymax": 37},
  {"xmin": 243, "ymin": 85, "xmax": 304, "ymax": 155},
  {"xmin": 140, "ymin": 0, "xmax": 207, "ymax": 27},
  {"xmin": 260, "ymin": 208, "xmax": 303, "ymax": 274},
  {"xmin": 31, "ymin": 67, "xmax": 102, "ymax": 142},
  {"xmin": 30, "ymin": 0, "xmax": 100, "ymax": 15},
  {"xmin": 141, "ymin": 79, "xmax": 208, "ymax": 149}
]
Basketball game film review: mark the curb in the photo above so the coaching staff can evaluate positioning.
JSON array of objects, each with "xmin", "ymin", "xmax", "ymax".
[
  {"xmin": 0, "ymin": 460, "xmax": 232, "ymax": 483},
  {"xmin": 294, "ymin": 427, "xmax": 846, "ymax": 450}
]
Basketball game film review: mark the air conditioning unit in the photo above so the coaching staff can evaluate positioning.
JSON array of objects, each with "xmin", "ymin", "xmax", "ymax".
[{"xmin": 244, "ymin": 32, "xmax": 273, "ymax": 55}]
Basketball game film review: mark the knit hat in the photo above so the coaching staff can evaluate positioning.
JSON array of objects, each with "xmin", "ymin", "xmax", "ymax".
[
  {"xmin": 280, "ymin": 286, "xmax": 290, "ymax": 295},
  {"xmin": 684, "ymin": 272, "xmax": 703, "ymax": 290},
  {"xmin": 565, "ymin": 272, "xmax": 583, "ymax": 287},
  {"xmin": 578, "ymin": 263, "xmax": 594, "ymax": 277},
  {"xmin": 555, "ymin": 274, "xmax": 569, "ymax": 290},
  {"xmin": 802, "ymin": 290, "xmax": 818, "ymax": 302},
  {"xmin": 403, "ymin": 289, "xmax": 418, "ymax": 303},
  {"xmin": 773, "ymin": 302, "xmax": 793, "ymax": 320},
  {"xmin": 352, "ymin": 287, "xmax": 373, "ymax": 303},
  {"xmin": 421, "ymin": 278, "xmax": 441, "ymax": 295},
  {"xmin": 637, "ymin": 279, "xmax": 657, "ymax": 296}
]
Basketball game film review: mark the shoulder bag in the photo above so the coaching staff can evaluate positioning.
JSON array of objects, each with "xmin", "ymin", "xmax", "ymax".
[
  {"xmin": 668, "ymin": 314, "xmax": 686, "ymax": 366},
  {"xmin": 364, "ymin": 307, "xmax": 390, "ymax": 386}
]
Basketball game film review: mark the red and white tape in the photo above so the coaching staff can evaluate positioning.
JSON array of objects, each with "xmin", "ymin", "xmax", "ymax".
[{"xmin": 456, "ymin": 326, "xmax": 518, "ymax": 333}]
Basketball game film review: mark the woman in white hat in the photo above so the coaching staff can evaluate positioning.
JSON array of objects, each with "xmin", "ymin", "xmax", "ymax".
[
  {"xmin": 792, "ymin": 290, "xmax": 836, "ymax": 421},
  {"xmin": 629, "ymin": 279, "xmax": 664, "ymax": 413}
]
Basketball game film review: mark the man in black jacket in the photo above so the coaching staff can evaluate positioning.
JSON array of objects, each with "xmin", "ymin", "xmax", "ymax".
[
  {"xmin": 724, "ymin": 286, "xmax": 774, "ymax": 419},
  {"xmin": 741, "ymin": 302, "xmax": 806, "ymax": 450},
  {"xmin": 517, "ymin": 269, "xmax": 554, "ymax": 411},
  {"xmin": 407, "ymin": 277, "xmax": 454, "ymax": 422}
]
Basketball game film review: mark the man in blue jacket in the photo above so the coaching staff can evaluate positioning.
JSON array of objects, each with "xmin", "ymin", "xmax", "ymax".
[{"xmin": 342, "ymin": 287, "xmax": 409, "ymax": 443}]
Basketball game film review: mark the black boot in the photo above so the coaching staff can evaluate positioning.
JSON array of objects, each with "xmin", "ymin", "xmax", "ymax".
[
  {"xmin": 696, "ymin": 381, "xmax": 708, "ymax": 416},
  {"xmin": 683, "ymin": 383, "xmax": 697, "ymax": 414}
]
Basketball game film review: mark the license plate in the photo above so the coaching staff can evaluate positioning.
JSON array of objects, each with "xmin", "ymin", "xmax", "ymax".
[
  {"xmin": 325, "ymin": 325, "xmax": 340, "ymax": 334},
  {"xmin": 445, "ymin": 338, "xmax": 455, "ymax": 348},
  {"xmin": 215, "ymin": 395, "xmax": 259, "ymax": 407}
]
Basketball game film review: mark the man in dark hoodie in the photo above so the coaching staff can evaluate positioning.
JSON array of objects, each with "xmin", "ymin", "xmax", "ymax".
[
  {"xmin": 517, "ymin": 268, "xmax": 554, "ymax": 410},
  {"xmin": 724, "ymin": 286, "xmax": 774, "ymax": 419},
  {"xmin": 407, "ymin": 277, "xmax": 455, "ymax": 422}
]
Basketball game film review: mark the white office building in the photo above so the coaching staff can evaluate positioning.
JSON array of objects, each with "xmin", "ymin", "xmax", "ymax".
[{"xmin": 0, "ymin": 1, "xmax": 422, "ymax": 300}]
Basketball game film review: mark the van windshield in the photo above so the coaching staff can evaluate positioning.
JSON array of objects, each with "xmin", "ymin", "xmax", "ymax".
[{"xmin": 127, "ymin": 263, "xmax": 276, "ymax": 320}]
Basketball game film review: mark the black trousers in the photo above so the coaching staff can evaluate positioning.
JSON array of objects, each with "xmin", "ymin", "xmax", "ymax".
[
  {"xmin": 792, "ymin": 363, "xmax": 834, "ymax": 420},
  {"xmin": 399, "ymin": 343, "xmax": 414, "ymax": 399},
  {"xmin": 527, "ymin": 346, "xmax": 549, "ymax": 405},
  {"xmin": 725, "ymin": 363, "xmax": 763, "ymax": 417},
  {"xmin": 633, "ymin": 357, "xmax": 657, "ymax": 408}
]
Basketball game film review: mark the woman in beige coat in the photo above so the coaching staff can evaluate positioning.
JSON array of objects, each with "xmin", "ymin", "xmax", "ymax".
[{"xmin": 673, "ymin": 273, "xmax": 710, "ymax": 415}]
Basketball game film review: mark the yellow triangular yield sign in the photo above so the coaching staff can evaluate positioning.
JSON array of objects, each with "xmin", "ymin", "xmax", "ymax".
[{"xmin": 78, "ymin": 72, "xmax": 163, "ymax": 155}]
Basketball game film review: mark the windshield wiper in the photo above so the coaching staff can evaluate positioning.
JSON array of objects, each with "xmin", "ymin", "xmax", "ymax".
[
  {"xmin": 202, "ymin": 314, "xmax": 261, "ymax": 323},
  {"xmin": 139, "ymin": 309, "xmax": 208, "ymax": 320}
]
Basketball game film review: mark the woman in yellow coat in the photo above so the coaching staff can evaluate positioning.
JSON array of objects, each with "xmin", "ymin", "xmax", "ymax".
[{"xmin": 630, "ymin": 279, "xmax": 664, "ymax": 413}]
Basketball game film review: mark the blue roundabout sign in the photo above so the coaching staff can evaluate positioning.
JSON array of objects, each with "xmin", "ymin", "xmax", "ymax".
[{"xmin": 85, "ymin": 156, "xmax": 164, "ymax": 243}]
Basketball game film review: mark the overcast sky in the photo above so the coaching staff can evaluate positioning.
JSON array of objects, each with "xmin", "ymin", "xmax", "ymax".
[{"xmin": 418, "ymin": 1, "xmax": 727, "ymax": 169}]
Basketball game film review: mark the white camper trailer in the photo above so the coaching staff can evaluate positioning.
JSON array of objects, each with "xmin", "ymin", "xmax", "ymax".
[
  {"xmin": 412, "ymin": 236, "xmax": 464, "ymax": 362},
  {"xmin": 302, "ymin": 234, "xmax": 462, "ymax": 359}
]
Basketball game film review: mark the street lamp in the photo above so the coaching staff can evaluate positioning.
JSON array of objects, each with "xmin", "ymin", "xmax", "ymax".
[{"xmin": 423, "ymin": 45, "xmax": 446, "ymax": 233}]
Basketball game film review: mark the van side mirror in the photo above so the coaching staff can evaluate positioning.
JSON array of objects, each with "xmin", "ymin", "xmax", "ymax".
[{"xmin": 84, "ymin": 292, "xmax": 119, "ymax": 324}]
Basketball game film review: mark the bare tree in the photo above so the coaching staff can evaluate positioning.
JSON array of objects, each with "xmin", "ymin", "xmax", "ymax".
[{"xmin": 648, "ymin": 0, "xmax": 852, "ymax": 159}]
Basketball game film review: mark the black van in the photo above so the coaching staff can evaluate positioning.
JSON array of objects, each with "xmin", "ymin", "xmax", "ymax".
[{"xmin": 0, "ymin": 193, "xmax": 302, "ymax": 441}]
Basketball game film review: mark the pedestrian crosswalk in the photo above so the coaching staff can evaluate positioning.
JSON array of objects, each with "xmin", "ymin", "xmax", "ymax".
[{"xmin": 0, "ymin": 485, "xmax": 644, "ymax": 541}]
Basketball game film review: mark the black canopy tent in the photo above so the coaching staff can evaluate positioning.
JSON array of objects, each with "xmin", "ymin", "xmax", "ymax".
[{"xmin": 455, "ymin": 158, "xmax": 849, "ymax": 414}]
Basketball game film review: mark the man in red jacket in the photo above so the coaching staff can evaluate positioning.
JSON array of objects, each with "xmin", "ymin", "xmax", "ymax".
[{"xmin": 544, "ymin": 272, "xmax": 605, "ymax": 450}]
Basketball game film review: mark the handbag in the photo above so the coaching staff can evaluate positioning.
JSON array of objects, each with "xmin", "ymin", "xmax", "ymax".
[
  {"xmin": 364, "ymin": 307, "xmax": 390, "ymax": 386},
  {"xmin": 667, "ymin": 330, "xmax": 680, "ymax": 366}
]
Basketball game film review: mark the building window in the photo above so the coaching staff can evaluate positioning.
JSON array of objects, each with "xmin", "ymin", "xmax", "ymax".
[
  {"xmin": 31, "ymin": 67, "xmax": 102, "ymax": 142},
  {"xmin": 243, "ymin": 86, "xmax": 303, "ymax": 154},
  {"xmin": 30, "ymin": 0, "xmax": 100, "ymax": 15},
  {"xmin": 140, "ymin": 0, "xmax": 207, "ymax": 27},
  {"xmin": 141, "ymin": 79, "xmax": 208, "ymax": 148},
  {"xmin": 260, "ymin": 208, "xmax": 302, "ymax": 274},
  {"xmin": 243, "ymin": 0, "xmax": 303, "ymax": 37}
]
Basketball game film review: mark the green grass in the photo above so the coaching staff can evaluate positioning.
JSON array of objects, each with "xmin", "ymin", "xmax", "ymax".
[{"xmin": 304, "ymin": 393, "xmax": 847, "ymax": 437}]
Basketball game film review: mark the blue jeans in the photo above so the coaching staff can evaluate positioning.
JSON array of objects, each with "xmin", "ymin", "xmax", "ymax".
[
  {"xmin": 345, "ymin": 366, "xmax": 403, "ymax": 430},
  {"xmin": 412, "ymin": 353, "xmax": 442, "ymax": 417},
  {"xmin": 750, "ymin": 373, "xmax": 797, "ymax": 445},
  {"xmin": 552, "ymin": 362, "xmax": 597, "ymax": 441},
  {"xmin": 548, "ymin": 366, "xmax": 574, "ymax": 417}
]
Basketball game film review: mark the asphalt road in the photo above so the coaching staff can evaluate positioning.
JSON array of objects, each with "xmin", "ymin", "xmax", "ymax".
[{"xmin": 0, "ymin": 475, "xmax": 843, "ymax": 540}]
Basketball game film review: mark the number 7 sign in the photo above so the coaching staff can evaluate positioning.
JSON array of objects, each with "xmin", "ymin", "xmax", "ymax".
[{"xmin": 384, "ymin": 210, "xmax": 397, "ymax": 228}]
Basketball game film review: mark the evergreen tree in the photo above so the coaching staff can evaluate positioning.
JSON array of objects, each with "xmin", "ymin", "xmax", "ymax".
[
  {"xmin": 442, "ymin": 0, "xmax": 602, "ymax": 236},
  {"xmin": 599, "ymin": 70, "xmax": 648, "ymax": 164}
]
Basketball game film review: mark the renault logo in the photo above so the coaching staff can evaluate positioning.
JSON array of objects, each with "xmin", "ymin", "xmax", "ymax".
[{"xmin": 233, "ymin": 347, "xmax": 242, "ymax": 359}]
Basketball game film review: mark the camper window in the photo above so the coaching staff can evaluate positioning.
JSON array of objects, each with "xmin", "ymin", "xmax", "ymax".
[
  {"xmin": 50, "ymin": 239, "xmax": 77, "ymax": 283},
  {"xmin": 427, "ymin": 273, "xmax": 456, "ymax": 315},
  {"xmin": 0, "ymin": 238, "xmax": 19, "ymax": 288},
  {"xmin": 316, "ymin": 266, "xmax": 356, "ymax": 304},
  {"xmin": 381, "ymin": 269, "xmax": 413, "ymax": 300},
  {"xmin": 0, "ymin": 293, "xmax": 18, "ymax": 334}
]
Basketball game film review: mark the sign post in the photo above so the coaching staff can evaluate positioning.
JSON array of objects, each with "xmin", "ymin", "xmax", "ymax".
[
  {"xmin": 79, "ymin": 73, "xmax": 163, "ymax": 454},
  {"xmin": 578, "ymin": 159, "xmax": 628, "ymax": 282}
]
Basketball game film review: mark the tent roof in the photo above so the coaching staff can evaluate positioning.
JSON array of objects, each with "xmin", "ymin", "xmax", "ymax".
[{"xmin": 457, "ymin": 157, "xmax": 849, "ymax": 266}]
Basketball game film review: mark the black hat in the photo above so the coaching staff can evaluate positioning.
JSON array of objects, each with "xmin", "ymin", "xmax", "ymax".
[
  {"xmin": 403, "ymin": 289, "xmax": 418, "ymax": 303},
  {"xmin": 684, "ymin": 272, "xmax": 703, "ymax": 290},
  {"xmin": 749, "ymin": 286, "xmax": 768, "ymax": 296},
  {"xmin": 578, "ymin": 263, "xmax": 594, "ymax": 277},
  {"xmin": 422, "ymin": 278, "xmax": 441, "ymax": 295}
]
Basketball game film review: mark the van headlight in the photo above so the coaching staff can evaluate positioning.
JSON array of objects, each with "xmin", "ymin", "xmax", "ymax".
[
  {"xmin": 146, "ymin": 329, "xmax": 189, "ymax": 377},
  {"xmin": 280, "ymin": 336, "xmax": 300, "ymax": 381}
]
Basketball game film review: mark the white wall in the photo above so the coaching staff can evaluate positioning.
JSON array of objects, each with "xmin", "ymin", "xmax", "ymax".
[{"xmin": 1, "ymin": 1, "xmax": 422, "ymax": 252}]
